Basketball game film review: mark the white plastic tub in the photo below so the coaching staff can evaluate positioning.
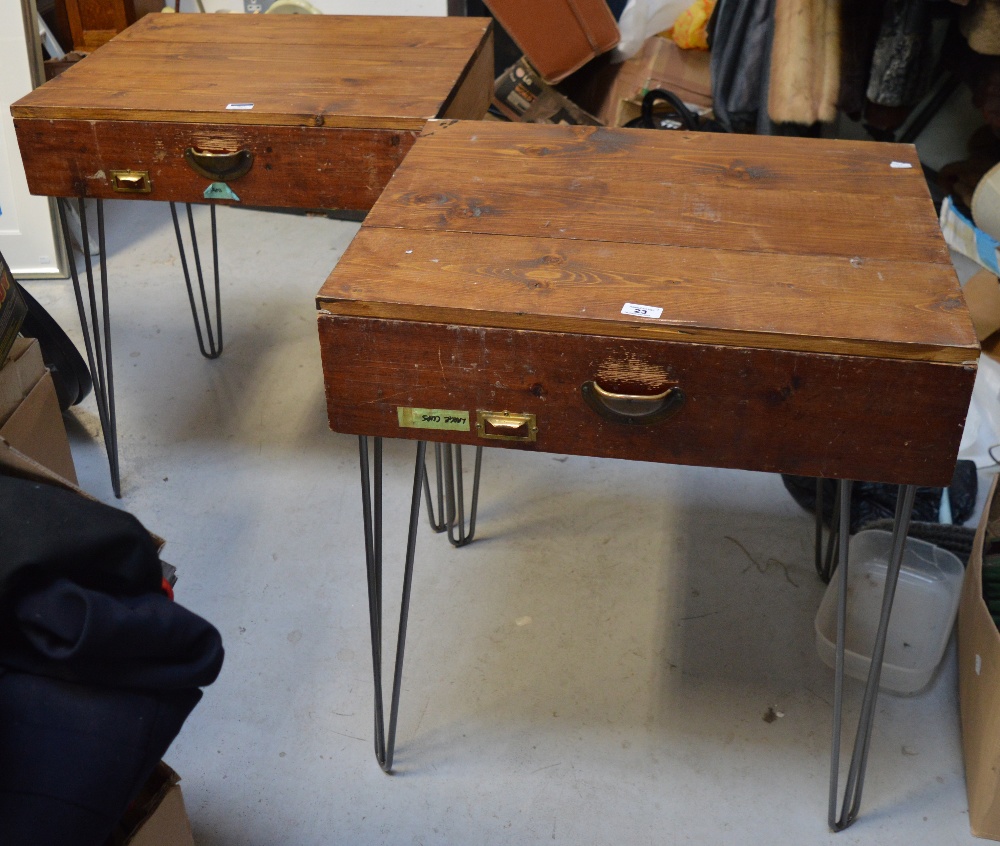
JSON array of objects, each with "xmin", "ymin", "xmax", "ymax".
[{"xmin": 815, "ymin": 530, "xmax": 964, "ymax": 695}]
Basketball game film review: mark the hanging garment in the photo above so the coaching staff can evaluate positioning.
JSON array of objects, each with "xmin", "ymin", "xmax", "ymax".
[
  {"xmin": 866, "ymin": 0, "xmax": 934, "ymax": 109},
  {"xmin": 944, "ymin": 18, "xmax": 1000, "ymax": 131},
  {"xmin": 839, "ymin": 0, "xmax": 888, "ymax": 118},
  {"xmin": 768, "ymin": 0, "xmax": 841, "ymax": 125},
  {"xmin": 709, "ymin": 0, "xmax": 775, "ymax": 132}
]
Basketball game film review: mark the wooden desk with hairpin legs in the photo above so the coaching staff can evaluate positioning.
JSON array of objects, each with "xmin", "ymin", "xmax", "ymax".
[{"xmin": 317, "ymin": 119, "xmax": 978, "ymax": 831}]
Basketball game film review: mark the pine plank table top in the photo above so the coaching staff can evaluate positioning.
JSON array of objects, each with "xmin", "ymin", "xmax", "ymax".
[
  {"xmin": 11, "ymin": 14, "xmax": 494, "ymax": 210},
  {"xmin": 318, "ymin": 120, "xmax": 978, "ymax": 486}
]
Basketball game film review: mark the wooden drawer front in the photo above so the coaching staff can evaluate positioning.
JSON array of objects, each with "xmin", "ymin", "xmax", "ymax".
[
  {"xmin": 318, "ymin": 315, "xmax": 975, "ymax": 487},
  {"xmin": 14, "ymin": 119, "xmax": 417, "ymax": 210}
]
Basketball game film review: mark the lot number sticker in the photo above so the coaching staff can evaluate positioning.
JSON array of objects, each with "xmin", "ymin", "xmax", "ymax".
[{"xmin": 622, "ymin": 302, "xmax": 663, "ymax": 319}]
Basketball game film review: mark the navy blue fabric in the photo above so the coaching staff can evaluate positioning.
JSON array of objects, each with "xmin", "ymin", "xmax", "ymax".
[
  {"xmin": 3, "ymin": 577, "xmax": 224, "ymax": 690},
  {"xmin": 0, "ymin": 477, "xmax": 162, "ymax": 607},
  {"xmin": 605, "ymin": 0, "xmax": 628, "ymax": 20},
  {"xmin": 0, "ymin": 476, "xmax": 223, "ymax": 845},
  {"xmin": 0, "ymin": 670, "xmax": 201, "ymax": 846}
]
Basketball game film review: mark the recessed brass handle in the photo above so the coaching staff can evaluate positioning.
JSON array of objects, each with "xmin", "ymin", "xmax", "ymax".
[
  {"xmin": 476, "ymin": 410, "xmax": 538, "ymax": 442},
  {"xmin": 110, "ymin": 170, "xmax": 151, "ymax": 193},
  {"xmin": 184, "ymin": 147, "xmax": 254, "ymax": 182},
  {"xmin": 581, "ymin": 381, "xmax": 685, "ymax": 425}
]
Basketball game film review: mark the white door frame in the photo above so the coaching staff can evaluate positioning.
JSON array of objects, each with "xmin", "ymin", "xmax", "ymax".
[{"xmin": 0, "ymin": 0, "xmax": 68, "ymax": 279}]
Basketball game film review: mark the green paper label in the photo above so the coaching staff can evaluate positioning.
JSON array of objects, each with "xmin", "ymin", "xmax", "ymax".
[
  {"xmin": 204, "ymin": 182, "xmax": 240, "ymax": 201},
  {"xmin": 397, "ymin": 407, "xmax": 470, "ymax": 431}
]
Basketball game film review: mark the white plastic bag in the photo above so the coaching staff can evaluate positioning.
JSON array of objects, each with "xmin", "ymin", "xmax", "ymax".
[{"xmin": 610, "ymin": 0, "xmax": 690, "ymax": 62}]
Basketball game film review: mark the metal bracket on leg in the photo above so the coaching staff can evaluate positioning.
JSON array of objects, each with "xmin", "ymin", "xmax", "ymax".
[
  {"xmin": 421, "ymin": 443, "xmax": 483, "ymax": 547},
  {"xmin": 59, "ymin": 197, "xmax": 121, "ymax": 498},
  {"xmin": 359, "ymin": 436, "xmax": 425, "ymax": 773},
  {"xmin": 169, "ymin": 203, "xmax": 223, "ymax": 359},
  {"xmin": 828, "ymin": 482, "xmax": 917, "ymax": 831}
]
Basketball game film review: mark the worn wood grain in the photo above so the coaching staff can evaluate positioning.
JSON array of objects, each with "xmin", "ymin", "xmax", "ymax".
[
  {"xmin": 12, "ymin": 14, "xmax": 493, "ymax": 130},
  {"xmin": 114, "ymin": 11, "xmax": 488, "ymax": 47},
  {"xmin": 411, "ymin": 120, "xmax": 931, "ymax": 198},
  {"xmin": 440, "ymin": 29, "xmax": 495, "ymax": 121},
  {"xmin": 64, "ymin": 0, "xmax": 134, "ymax": 52},
  {"xmin": 15, "ymin": 119, "xmax": 417, "ymax": 209},
  {"xmin": 368, "ymin": 123, "xmax": 947, "ymax": 264},
  {"xmin": 317, "ymin": 227, "xmax": 977, "ymax": 362},
  {"xmin": 318, "ymin": 315, "xmax": 974, "ymax": 487},
  {"xmin": 317, "ymin": 121, "xmax": 975, "ymax": 486}
]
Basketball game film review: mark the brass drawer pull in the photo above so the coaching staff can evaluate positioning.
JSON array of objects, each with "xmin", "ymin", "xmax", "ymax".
[
  {"xmin": 581, "ymin": 381, "xmax": 685, "ymax": 425},
  {"xmin": 476, "ymin": 410, "xmax": 537, "ymax": 442},
  {"xmin": 184, "ymin": 147, "xmax": 254, "ymax": 182},
  {"xmin": 110, "ymin": 170, "xmax": 151, "ymax": 193}
]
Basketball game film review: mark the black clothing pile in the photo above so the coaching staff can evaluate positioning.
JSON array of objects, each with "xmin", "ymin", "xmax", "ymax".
[{"xmin": 0, "ymin": 477, "xmax": 224, "ymax": 846}]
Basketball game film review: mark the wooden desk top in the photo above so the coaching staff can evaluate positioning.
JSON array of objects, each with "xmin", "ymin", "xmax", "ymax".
[
  {"xmin": 318, "ymin": 120, "xmax": 978, "ymax": 365},
  {"xmin": 12, "ymin": 14, "xmax": 492, "ymax": 131}
]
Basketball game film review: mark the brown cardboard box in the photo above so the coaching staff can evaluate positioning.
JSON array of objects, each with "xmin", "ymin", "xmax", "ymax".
[
  {"xmin": 959, "ymin": 475, "xmax": 1000, "ymax": 839},
  {"xmin": 964, "ymin": 269, "xmax": 1000, "ymax": 362},
  {"xmin": 586, "ymin": 35, "xmax": 712, "ymax": 127},
  {"xmin": 0, "ymin": 337, "xmax": 77, "ymax": 484},
  {"xmin": 112, "ymin": 762, "xmax": 195, "ymax": 846},
  {"xmin": 0, "ymin": 255, "xmax": 27, "ymax": 367},
  {"xmin": 494, "ymin": 57, "xmax": 603, "ymax": 126}
]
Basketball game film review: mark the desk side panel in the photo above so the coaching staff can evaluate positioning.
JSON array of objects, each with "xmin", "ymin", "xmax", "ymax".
[
  {"xmin": 13, "ymin": 119, "xmax": 417, "ymax": 210},
  {"xmin": 439, "ymin": 29, "xmax": 494, "ymax": 121},
  {"xmin": 318, "ymin": 314, "xmax": 974, "ymax": 487}
]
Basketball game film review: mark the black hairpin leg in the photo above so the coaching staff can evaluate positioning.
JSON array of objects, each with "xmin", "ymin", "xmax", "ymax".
[
  {"xmin": 828, "ymin": 481, "xmax": 918, "ymax": 831},
  {"xmin": 422, "ymin": 443, "xmax": 483, "ymax": 547},
  {"xmin": 169, "ymin": 202, "xmax": 223, "ymax": 359},
  {"xmin": 422, "ymin": 443, "xmax": 448, "ymax": 533},
  {"xmin": 815, "ymin": 478, "xmax": 840, "ymax": 583},
  {"xmin": 359, "ymin": 436, "xmax": 425, "ymax": 773},
  {"xmin": 59, "ymin": 197, "xmax": 121, "ymax": 498}
]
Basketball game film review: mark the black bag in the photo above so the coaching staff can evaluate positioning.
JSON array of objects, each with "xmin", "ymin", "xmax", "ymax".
[{"xmin": 626, "ymin": 88, "xmax": 726, "ymax": 132}]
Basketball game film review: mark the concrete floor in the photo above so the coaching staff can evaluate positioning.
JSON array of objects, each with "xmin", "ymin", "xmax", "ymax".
[{"xmin": 21, "ymin": 198, "xmax": 987, "ymax": 845}]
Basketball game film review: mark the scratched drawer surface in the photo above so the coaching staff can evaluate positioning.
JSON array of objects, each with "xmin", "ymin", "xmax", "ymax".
[
  {"xmin": 11, "ymin": 14, "xmax": 493, "ymax": 207},
  {"xmin": 316, "ymin": 121, "xmax": 979, "ymax": 485},
  {"xmin": 318, "ymin": 315, "xmax": 974, "ymax": 486}
]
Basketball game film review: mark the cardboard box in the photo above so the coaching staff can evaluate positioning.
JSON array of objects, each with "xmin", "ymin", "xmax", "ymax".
[
  {"xmin": 0, "ymin": 254, "xmax": 27, "ymax": 367},
  {"xmin": 111, "ymin": 762, "xmax": 195, "ymax": 846},
  {"xmin": 583, "ymin": 35, "xmax": 713, "ymax": 128},
  {"xmin": 0, "ymin": 337, "xmax": 77, "ymax": 485},
  {"xmin": 961, "ymin": 269, "xmax": 1000, "ymax": 363},
  {"xmin": 493, "ymin": 57, "xmax": 603, "ymax": 126},
  {"xmin": 959, "ymin": 475, "xmax": 1000, "ymax": 839},
  {"xmin": 941, "ymin": 196, "xmax": 1000, "ymax": 275}
]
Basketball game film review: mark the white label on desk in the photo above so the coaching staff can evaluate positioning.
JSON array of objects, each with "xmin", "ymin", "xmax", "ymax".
[
  {"xmin": 226, "ymin": 103, "xmax": 255, "ymax": 110},
  {"xmin": 622, "ymin": 302, "xmax": 663, "ymax": 319},
  {"xmin": 397, "ymin": 407, "xmax": 471, "ymax": 432},
  {"xmin": 890, "ymin": 161, "xmax": 913, "ymax": 169}
]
